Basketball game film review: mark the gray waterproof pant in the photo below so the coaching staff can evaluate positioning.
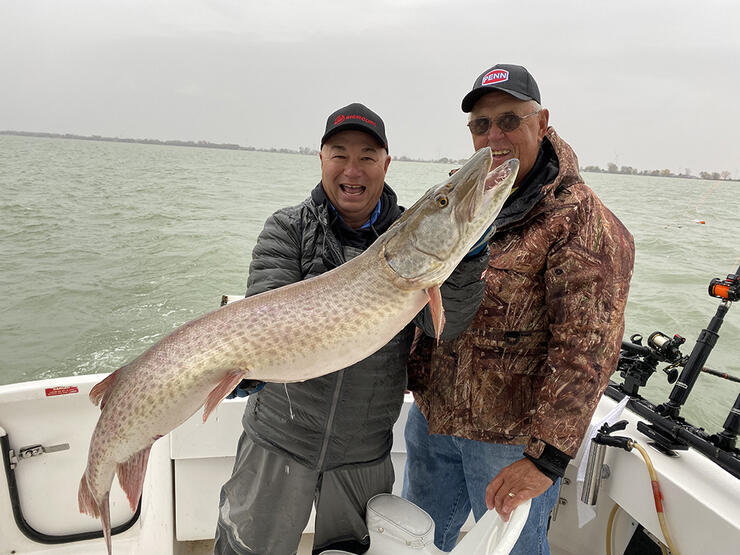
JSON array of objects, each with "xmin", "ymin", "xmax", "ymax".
[{"xmin": 214, "ymin": 432, "xmax": 394, "ymax": 555}]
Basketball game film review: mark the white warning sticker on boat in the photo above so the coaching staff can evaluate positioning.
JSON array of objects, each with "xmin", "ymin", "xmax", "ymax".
[{"xmin": 45, "ymin": 386, "xmax": 79, "ymax": 396}]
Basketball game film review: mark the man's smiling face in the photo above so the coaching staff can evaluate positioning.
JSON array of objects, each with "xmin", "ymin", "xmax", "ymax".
[
  {"xmin": 320, "ymin": 130, "xmax": 390, "ymax": 229},
  {"xmin": 469, "ymin": 90, "xmax": 549, "ymax": 186}
]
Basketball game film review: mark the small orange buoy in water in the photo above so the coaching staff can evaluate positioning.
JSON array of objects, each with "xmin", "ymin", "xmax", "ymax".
[{"xmin": 694, "ymin": 220, "xmax": 706, "ymax": 224}]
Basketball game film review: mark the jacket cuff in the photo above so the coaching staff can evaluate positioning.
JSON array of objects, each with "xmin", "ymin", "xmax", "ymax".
[{"xmin": 524, "ymin": 439, "xmax": 571, "ymax": 481}]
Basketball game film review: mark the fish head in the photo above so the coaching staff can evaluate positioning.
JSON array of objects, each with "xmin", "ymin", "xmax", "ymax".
[{"xmin": 382, "ymin": 147, "xmax": 518, "ymax": 288}]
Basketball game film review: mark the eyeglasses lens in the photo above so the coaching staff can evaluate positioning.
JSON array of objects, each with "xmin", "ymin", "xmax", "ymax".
[
  {"xmin": 468, "ymin": 114, "xmax": 523, "ymax": 135},
  {"xmin": 468, "ymin": 118, "xmax": 491, "ymax": 135},
  {"xmin": 496, "ymin": 114, "xmax": 522, "ymax": 133}
]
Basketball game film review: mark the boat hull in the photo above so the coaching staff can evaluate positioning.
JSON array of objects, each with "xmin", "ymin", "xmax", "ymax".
[{"xmin": 1, "ymin": 373, "xmax": 739, "ymax": 554}]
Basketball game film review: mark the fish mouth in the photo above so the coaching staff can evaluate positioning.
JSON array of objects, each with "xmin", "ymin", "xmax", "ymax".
[
  {"xmin": 451, "ymin": 154, "xmax": 518, "ymax": 242},
  {"xmin": 475, "ymin": 158, "xmax": 519, "ymax": 218},
  {"xmin": 485, "ymin": 159, "xmax": 517, "ymax": 191}
]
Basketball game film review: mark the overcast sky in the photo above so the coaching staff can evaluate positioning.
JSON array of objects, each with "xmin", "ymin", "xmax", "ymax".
[{"xmin": 2, "ymin": 0, "xmax": 739, "ymax": 176}]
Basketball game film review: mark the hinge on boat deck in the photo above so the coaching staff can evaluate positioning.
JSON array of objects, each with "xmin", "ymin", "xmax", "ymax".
[{"xmin": 9, "ymin": 443, "xmax": 70, "ymax": 469}]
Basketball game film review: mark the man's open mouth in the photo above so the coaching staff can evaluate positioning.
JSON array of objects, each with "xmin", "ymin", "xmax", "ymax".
[{"xmin": 340, "ymin": 185, "xmax": 366, "ymax": 195}]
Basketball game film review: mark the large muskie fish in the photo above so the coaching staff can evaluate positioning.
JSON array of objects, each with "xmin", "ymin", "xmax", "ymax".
[{"xmin": 79, "ymin": 148, "xmax": 518, "ymax": 553}]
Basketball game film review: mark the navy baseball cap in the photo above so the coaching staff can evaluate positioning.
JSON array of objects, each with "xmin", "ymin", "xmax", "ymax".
[
  {"xmin": 321, "ymin": 103, "xmax": 388, "ymax": 151},
  {"xmin": 461, "ymin": 64, "xmax": 541, "ymax": 113}
]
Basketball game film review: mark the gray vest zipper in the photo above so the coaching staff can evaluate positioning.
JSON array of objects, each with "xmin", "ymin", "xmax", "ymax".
[{"xmin": 316, "ymin": 369, "xmax": 345, "ymax": 470}]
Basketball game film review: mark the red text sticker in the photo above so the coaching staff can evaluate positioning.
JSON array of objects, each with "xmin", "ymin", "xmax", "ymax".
[{"xmin": 45, "ymin": 386, "xmax": 79, "ymax": 397}]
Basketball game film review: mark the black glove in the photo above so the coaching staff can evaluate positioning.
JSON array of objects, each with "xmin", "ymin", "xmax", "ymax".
[{"xmin": 226, "ymin": 379, "xmax": 266, "ymax": 399}]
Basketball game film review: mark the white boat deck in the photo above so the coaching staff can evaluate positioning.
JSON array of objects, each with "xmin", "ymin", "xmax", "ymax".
[{"xmin": 2, "ymin": 373, "xmax": 739, "ymax": 554}]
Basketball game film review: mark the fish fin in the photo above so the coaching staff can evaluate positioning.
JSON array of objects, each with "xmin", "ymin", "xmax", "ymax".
[
  {"xmin": 89, "ymin": 370, "xmax": 118, "ymax": 409},
  {"xmin": 78, "ymin": 472, "xmax": 100, "ymax": 517},
  {"xmin": 100, "ymin": 492, "xmax": 112, "ymax": 555},
  {"xmin": 203, "ymin": 370, "xmax": 245, "ymax": 422},
  {"xmin": 116, "ymin": 445, "xmax": 152, "ymax": 512},
  {"xmin": 426, "ymin": 286, "xmax": 446, "ymax": 343}
]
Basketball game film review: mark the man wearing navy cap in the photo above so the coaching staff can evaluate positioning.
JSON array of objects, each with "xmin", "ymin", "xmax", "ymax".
[
  {"xmin": 403, "ymin": 65, "xmax": 635, "ymax": 553},
  {"xmin": 215, "ymin": 103, "xmax": 489, "ymax": 554}
]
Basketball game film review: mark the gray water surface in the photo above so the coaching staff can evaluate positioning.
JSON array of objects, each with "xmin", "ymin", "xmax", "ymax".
[{"xmin": 1, "ymin": 135, "xmax": 738, "ymax": 432}]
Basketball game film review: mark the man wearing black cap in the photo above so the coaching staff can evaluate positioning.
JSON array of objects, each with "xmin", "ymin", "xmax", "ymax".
[
  {"xmin": 403, "ymin": 65, "xmax": 635, "ymax": 553},
  {"xmin": 214, "ymin": 103, "xmax": 488, "ymax": 554}
]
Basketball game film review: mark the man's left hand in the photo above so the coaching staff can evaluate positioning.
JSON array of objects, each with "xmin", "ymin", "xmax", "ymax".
[{"xmin": 485, "ymin": 458, "xmax": 553, "ymax": 521}]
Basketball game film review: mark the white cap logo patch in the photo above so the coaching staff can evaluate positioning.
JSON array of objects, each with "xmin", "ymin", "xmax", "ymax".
[{"xmin": 482, "ymin": 69, "xmax": 509, "ymax": 86}]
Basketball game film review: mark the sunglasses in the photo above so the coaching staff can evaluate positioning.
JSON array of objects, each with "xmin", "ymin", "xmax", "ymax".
[{"xmin": 467, "ymin": 109, "xmax": 542, "ymax": 135}]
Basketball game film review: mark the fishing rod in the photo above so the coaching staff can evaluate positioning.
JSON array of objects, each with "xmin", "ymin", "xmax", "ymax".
[
  {"xmin": 659, "ymin": 265, "xmax": 740, "ymax": 418},
  {"xmin": 605, "ymin": 264, "xmax": 740, "ymax": 478},
  {"xmin": 700, "ymin": 366, "xmax": 740, "ymax": 384}
]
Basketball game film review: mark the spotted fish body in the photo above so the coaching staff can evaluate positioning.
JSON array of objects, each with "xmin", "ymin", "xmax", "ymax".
[{"xmin": 78, "ymin": 148, "xmax": 518, "ymax": 553}]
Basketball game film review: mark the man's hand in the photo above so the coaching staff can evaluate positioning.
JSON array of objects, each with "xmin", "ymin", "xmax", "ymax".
[
  {"xmin": 485, "ymin": 458, "xmax": 553, "ymax": 521},
  {"xmin": 226, "ymin": 379, "xmax": 265, "ymax": 399}
]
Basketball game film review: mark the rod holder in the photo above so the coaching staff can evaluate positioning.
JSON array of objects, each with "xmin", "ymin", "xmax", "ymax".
[{"xmin": 580, "ymin": 440, "xmax": 608, "ymax": 505}]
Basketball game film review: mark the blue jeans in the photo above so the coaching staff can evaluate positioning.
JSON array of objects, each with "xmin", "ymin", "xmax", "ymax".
[{"xmin": 402, "ymin": 403, "xmax": 560, "ymax": 554}]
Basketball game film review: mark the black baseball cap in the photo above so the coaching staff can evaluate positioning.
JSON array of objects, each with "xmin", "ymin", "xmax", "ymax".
[
  {"xmin": 461, "ymin": 64, "xmax": 541, "ymax": 113},
  {"xmin": 321, "ymin": 103, "xmax": 388, "ymax": 151}
]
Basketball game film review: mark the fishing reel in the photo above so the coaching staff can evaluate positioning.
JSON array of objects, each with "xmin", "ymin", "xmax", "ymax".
[
  {"xmin": 646, "ymin": 331, "xmax": 685, "ymax": 366},
  {"xmin": 618, "ymin": 333, "xmax": 682, "ymax": 396},
  {"xmin": 708, "ymin": 272, "xmax": 740, "ymax": 302}
]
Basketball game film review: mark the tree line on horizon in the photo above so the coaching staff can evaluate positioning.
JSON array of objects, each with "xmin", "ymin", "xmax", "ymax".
[
  {"xmin": 0, "ymin": 130, "xmax": 473, "ymax": 164},
  {"xmin": 2, "ymin": 130, "xmax": 735, "ymax": 180},
  {"xmin": 581, "ymin": 162, "xmax": 735, "ymax": 182}
]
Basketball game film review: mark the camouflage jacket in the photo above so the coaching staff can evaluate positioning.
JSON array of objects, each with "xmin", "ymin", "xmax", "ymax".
[{"xmin": 408, "ymin": 128, "xmax": 635, "ymax": 460}]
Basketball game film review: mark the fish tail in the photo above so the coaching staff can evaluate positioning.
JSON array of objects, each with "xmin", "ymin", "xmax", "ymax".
[
  {"xmin": 101, "ymin": 492, "xmax": 112, "ymax": 555},
  {"xmin": 79, "ymin": 473, "xmax": 113, "ymax": 554}
]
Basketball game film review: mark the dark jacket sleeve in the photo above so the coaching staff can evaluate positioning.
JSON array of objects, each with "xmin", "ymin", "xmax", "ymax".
[
  {"xmin": 413, "ymin": 248, "xmax": 488, "ymax": 341},
  {"xmin": 246, "ymin": 208, "xmax": 303, "ymax": 297}
]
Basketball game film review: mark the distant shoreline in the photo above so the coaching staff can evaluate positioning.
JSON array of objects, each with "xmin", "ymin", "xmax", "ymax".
[
  {"xmin": 0, "ymin": 129, "xmax": 469, "ymax": 165},
  {"xmin": 2, "ymin": 130, "xmax": 736, "ymax": 181}
]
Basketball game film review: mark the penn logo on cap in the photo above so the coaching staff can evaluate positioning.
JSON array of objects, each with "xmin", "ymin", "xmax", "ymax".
[
  {"xmin": 461, "ymin": 64, "xmax": 541, "ymax": 112},
  {"xmin": 482, "ymin": 69, "xmax": 509, "ymax": 85}
]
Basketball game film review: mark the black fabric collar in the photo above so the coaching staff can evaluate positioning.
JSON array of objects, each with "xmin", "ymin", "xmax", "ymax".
[{"xmin": 310, "ymin": 182, "xmax": 403, "ymax": 248}]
